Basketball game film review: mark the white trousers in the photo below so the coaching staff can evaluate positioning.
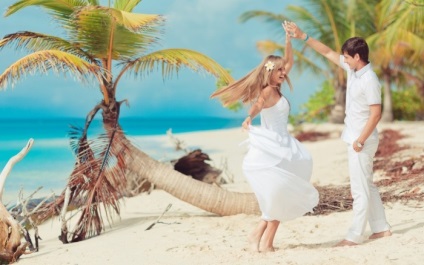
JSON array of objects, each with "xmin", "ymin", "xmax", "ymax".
[{"xmin": 346, "ymin": 140, "xmax": 390, "ymax": 243}]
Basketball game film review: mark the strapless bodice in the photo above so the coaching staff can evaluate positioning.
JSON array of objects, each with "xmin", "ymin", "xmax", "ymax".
[{"xmin": 260, "ymin": 97, "xmax": 289, "ymax": 135}]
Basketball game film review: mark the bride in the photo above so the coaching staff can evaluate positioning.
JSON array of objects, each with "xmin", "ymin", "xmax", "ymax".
[{"xmin": 211, "ymin": 21, "xmax": 319, "ymax": 252}]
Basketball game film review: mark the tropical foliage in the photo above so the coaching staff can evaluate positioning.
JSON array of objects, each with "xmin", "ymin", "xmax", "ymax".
[
  {"xmin": 0, "ymin": 0, "xmax": 233, "ymax": 243},
  {"xmin": 391, "ymin": 86, "xmax": 424, "ymax": 120},
  {"xmin": 368, "ymin": 0, "xmax": 424, "ymax": 121},
  {"xmin": 240, "ymin": 0, "xmax": 424, "ymax": 122},
  {"xmin": 296, "ymin": 80, "xmax": 335, "ymax": 123}
]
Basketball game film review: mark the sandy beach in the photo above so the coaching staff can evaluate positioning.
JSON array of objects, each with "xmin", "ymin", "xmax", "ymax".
[{"xmin": 17, "ymin": 122, "xmax": 424, "ymax": 265}]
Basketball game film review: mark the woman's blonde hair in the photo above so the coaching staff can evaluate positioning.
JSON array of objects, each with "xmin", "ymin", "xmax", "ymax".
[{"xmin": 211, "ymin": 55, "xmax": 292, "ymax": 106}]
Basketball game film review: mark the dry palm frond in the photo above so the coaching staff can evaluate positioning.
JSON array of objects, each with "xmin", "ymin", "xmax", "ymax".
[
  {"xmin": 60, "ymin": 124, "xmax": 130, "ymax": 242},
  {"xmin": 34, "ymin": 123, "xmax": 132, "ymax": 243}
]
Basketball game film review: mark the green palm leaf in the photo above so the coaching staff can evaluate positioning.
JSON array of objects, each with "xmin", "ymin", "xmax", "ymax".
[
  {"xmin": 69, "ymin": 6, "xmax": 163, "ymax": 60},
  {"xmin": 114, "ymin": 0, "xmax": 142, "ymax": 12},
  {"xmin": 4, "ymin": 0, "xmax": 88, "ymax": 17},
  {"xmin": 121, "ymin": 49, "xmax": 234, "ymax": 86},
  {"xmin": 0, "ymin": 31, "xmax": 98, "ymax": 64},
  {"xmin": 239, "ymin": 10, "xmax": 288, "ymax": 25},
  {"xmin": 73, "ymin": 5, "xmax": 163, "ymax": 32},
  {"xmin": 0, "ymin": 50, "xmax": 103, "ymax": 89}
]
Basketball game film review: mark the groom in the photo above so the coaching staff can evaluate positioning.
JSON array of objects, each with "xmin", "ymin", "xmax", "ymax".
[{"xmin": 285, "ymin": 22, "xmax": 392, "ymax": 246}]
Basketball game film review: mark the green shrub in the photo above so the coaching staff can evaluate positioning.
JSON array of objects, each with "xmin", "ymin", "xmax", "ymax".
[
  {"xmin": 391, "ymin": 86, "xmax": 424, "ymax": 120},
  {"xmin": 292, "ymin": 80, "xmax": 335, "ymax": 124}
]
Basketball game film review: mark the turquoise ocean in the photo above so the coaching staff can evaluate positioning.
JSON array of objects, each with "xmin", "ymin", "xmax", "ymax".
[{"xmin": 0, "ymin": 117, "xmax": 256, "ymax": 204}]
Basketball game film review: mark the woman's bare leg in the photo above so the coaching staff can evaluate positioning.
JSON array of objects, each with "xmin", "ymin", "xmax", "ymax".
[
  {"xmin": 248, "ymin": 220, "xmax": 267, "ymax": 252},
  {"xmin": 261, "ymin": 220, "xmax": 280, "ymax": 252}
]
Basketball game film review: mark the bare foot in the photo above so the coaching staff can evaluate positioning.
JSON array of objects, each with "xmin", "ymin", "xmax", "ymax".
[
  {"xmin": 248, "ymin": 235, "xmax": 260, "ymax": 252},
  {"xmin": 334, "ymin": 240, "xmax": 358, "ymax": 247},
  {"xmin": 261, "ymin": 246, "xmax": 275, "ymax": 252},
  {"xmin": 369, "ymin": 230, "xmax": 392, "ymax": 240}
]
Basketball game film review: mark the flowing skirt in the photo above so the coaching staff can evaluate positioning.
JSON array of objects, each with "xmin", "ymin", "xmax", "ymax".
[{"xmin": 242, "ymin": 126, "xmax": 319, "ymax": 222}]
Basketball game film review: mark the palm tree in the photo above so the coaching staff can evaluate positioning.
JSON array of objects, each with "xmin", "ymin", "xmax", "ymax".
[
  {"xmin": 240, "ymin": 1, "xmax": 353, "ymax": 123},
  {"xmin": 367, "ymin": 0, "xmax": 424, "ymax": 122},
  {"xmin": 0, "ymin": 0, "xmax": 260, "ymax": 243}
]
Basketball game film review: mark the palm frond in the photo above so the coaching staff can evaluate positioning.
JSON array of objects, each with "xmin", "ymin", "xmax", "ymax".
[
  {"xmin": 378, "ymin": 1, "xmax": 424, "ymax": 61},
  {"xmin": 239, "ymin": 10, "xmax": 288, "ymax": 24},
  {"xmin": 0, "ymin": 31, "xmax": 99, "ymax": 64},
  {"xmin": 5, "ymin": 0, "xmax": 87, "ymax": 17},
  {"xmin": 73, "ymin": 5, "xmax": 164, "ymax": 33},
  {"xmin": 86, "ymin": 0, "xmax": 99, "ymax": 5},
  {"xmin": 114, "ymin": 0, "xmax": 142, "ymax": 12},
  {"xmin": 256, "ymin": 40, "xmax": 283, "ymax": 55},
  {"xmin": 64, "ymin": 125, "xmax": 129, "ymax": 242},
  {"xmin": 287, "ymin": 2, "xmax": 350, "ymax": 50},
  {"xmin": 0, "ymin": 50, "xmax": 103, "ymax": 89},
  {"xmin": 367, "ymin": 0, "xmax": 424, "ymax": 67},
  {"xmin": 67, "ymin": 6, "xmax": 163, "ymax": 60},
  {"xmin": 239, "ymin": 10, "xmax": 289, "ymax": 38},
  {"xmin": 256, "ymin": 39, "xmax": 325, "ymax": 78},
  {"xmin": 121, "ymin": 48, "xmax": 234, "ymax": 86}
]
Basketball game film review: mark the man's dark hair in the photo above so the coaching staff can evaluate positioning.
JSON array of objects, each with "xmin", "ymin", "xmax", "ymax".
[{"xmin": 341, "ymin": 37, "xmax": 369, "ymax": 63}]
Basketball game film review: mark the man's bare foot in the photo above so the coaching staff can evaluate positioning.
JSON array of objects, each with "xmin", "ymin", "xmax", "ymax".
[
  {"xmin": 248, "ymin": 235, "xmax": 260, "ymax": 252},
  {"xmin": 334, "ymin": 240, "xmax": 358, "ymax": 247},
  {"xmin": 369, "ymin": 230, "xmax": 392, "ymax": 240}
]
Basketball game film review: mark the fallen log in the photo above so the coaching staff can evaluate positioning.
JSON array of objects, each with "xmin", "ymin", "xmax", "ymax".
[{"xmin": 0, "ymin": 139, "xmax": 34, "ymax": 263}]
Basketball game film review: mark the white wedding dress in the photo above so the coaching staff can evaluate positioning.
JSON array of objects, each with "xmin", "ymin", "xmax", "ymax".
[{"xmin": 242, "ymin": 96, "xmax": 319, "ymax": 222}]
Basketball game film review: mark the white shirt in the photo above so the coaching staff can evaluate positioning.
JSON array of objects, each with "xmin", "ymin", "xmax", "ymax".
[{"xmin": 339, "ymin": 55, "xmax": 381, "ymax": 144}]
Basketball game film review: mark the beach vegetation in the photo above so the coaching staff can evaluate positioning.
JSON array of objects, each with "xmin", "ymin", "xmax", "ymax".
[
  {"xmin": 391, "ymin": 85, "xmax": 424, "ymax": 120},
  {"xmin": 295, "ymin": 80, "xmax": 335, "ymax": 123},
  {"xmin": 367, "ymin": 0, "xmax": 424, "ymax": 122}
]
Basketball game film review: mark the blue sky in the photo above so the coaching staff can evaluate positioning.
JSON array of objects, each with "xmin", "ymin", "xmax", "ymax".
[{"xmin": 0, "ymin": 0, "xmax": 323, "ymax": 119}]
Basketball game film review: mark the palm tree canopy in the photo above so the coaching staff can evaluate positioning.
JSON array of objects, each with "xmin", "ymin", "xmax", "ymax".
[
  {"xmin": 2, "ymin": 0, "xmax": 234, "ymax": 99},
  {"xmin": 6, "ymin": 0, "xmax": 164, "ymax": 62},
  {"xmin": 367, "ymin": 0, "xmax": 424, "ymax": 66}
]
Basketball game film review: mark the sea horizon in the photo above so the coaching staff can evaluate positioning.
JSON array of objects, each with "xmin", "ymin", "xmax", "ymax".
[{"xmin": 1, "ymin": 117, "xmax": 258, "ymax": 204}]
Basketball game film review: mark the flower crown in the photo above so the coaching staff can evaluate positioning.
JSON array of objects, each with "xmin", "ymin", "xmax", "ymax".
[{"xmin": 264, "ymin": 61, "xmax": 275, "ymax": 72}]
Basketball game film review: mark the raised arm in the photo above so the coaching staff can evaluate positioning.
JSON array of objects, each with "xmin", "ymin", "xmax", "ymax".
[
  {"xmin": 282, "ymin": 21, "xmax": 294, "ymax": 74},
  {"xmin": 285, "ymin": 22, "xmax": 340, "ymax": 66}
]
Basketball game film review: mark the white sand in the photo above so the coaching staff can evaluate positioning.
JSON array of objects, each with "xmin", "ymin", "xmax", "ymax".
[{"xmin": 17, "ymin": 122, "xmax": 424, "ymax": 265}]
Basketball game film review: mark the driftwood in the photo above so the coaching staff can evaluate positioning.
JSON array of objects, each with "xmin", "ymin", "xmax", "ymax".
[
  {"xmin": 0, "ymin": 139, "xmax": 34, "ymax": 263},
  {"xmin": 124, "ymin": 131, "xmax": 226, "ymax": 196},
  {"xmin": 172, "ymin": 149, "xmax": 223, "ymax": 185},
  {"xmin": 145, "ymin": 203, "xmax": 172, "ymax": 231}
]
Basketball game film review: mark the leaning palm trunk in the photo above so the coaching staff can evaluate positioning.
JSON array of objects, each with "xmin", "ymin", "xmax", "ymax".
[
  {"xmin": 124, "ymin": 142, "xmax": 260, "ymax": 216},
  {"xmin": 34, "ymin": 105, "xmax": 259, "ymax": 237}
]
